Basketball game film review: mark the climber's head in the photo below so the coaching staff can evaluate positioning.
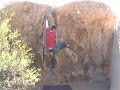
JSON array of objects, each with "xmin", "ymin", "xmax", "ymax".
[{"xmin": 51, "ymin": 25, "xmax": 56, "ymax": 30}]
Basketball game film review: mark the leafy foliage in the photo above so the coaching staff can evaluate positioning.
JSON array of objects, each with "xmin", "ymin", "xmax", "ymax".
[{"xmin": 0, "ymin": 10, "xmax": 40, "ymax": 90}]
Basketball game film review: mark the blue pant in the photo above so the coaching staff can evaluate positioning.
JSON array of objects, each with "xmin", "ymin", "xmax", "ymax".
[
  {"xmin": 52, "ymin": 42, "xmax": 68, "ymax": 53},
  {"xmin": 50, "ymin": 56, "xmax": 56, "ymax": 74},
  {"xmin": 51, "ymin": 57, "xmax": 56, "ymax": 69}
]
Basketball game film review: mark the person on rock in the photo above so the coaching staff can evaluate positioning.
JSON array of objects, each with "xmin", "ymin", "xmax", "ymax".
[{"xmin": 46, "ymin": 25, "xmax": 69, "ymax": 74}]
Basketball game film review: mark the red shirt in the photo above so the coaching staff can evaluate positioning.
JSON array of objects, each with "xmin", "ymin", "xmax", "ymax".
[{"xmin": 46, "ymin": 28, "xmax": 56, "ymax": 49}]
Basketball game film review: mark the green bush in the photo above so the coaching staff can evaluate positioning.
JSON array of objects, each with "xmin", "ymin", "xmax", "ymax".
[{"xmin": 0, "ymin": 11, "xmax": 40, "ymax": 90}]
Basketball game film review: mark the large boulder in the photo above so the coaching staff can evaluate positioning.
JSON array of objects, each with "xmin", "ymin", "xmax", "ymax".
[
  {"xmin": 55, "ymin": 1, "xmax": 116, "ymax": 82},
  {"xmin": 1, "ymin": 1, "xmax": 116, "ymax": 83}
]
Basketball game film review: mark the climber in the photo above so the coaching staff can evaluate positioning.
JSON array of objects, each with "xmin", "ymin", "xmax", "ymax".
[
  {"xmin": 45, "ymin": 15, "xmax": 69, "ymax": 74},
  {"xmin": 46, "ymin": 25, "xmax": 69, "ymax": 74}
]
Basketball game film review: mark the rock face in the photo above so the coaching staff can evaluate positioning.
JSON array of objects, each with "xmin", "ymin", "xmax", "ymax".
[
  {"xmin": 2, "ymin": 1, "xmax": 116, "ymax": 83},
  {"xmin": 55, "ymin": 1, "xmax": 116, "ymax": 82}
]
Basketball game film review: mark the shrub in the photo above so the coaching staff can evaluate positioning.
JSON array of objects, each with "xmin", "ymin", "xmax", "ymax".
[{"xmin": 0, "ymin": 10, "xmax": 40, "ymax": 90}]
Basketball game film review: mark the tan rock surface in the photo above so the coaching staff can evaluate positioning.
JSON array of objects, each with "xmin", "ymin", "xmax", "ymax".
[
  {"xmin": 1, "ymin": 1, "xmax": 116, "ymax": 83},
  {"xmin": 55, "ymin": 1, "xmax": 116, "ymax": 82}
]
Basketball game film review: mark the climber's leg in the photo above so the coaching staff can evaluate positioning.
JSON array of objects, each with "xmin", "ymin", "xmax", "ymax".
[
  {"xmin": 52, "ymin": 42, "xmax": 69, "ymax": 53},
  {"xmin": 50, "ymin": 56, "xmax": 57, "ymax": 74},
  {"xmin": 57, "ymin": 42, "xmax": 69, "ymax": 49}
]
